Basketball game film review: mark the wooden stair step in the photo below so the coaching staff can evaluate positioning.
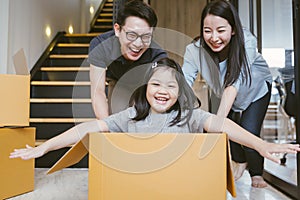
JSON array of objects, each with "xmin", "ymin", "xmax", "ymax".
[
  {"xmin": 49, "ymin": 54, "xmax": 88, "ymax": 59},
  {"xmin": 30, "ymin": 118, "xmax": 95, "ymax": 123},
  {"xmin": 64, "ymin": 33, "xmax": 101, "ymax": 37},
  {"xmin": 263, "ymin": 124, "xmax": 280, "ymax": 129},
  {"xmin": 96, "ymin": 19, "xmax": 113, "ymax": 23},
  {"xmin": 30, "ymin": 98, "xmax": 91, "ymax": 103},
  {"xmin": 268, "ymin": 106, "xmax": 278, "ymax": 110},
  {"xmin": 56, "ymin": 43, "xmax": 90, "ymax": 47},
  {"xmin": 40, "ymin": 67, "xmax": 89, "ymax": 71},
  {"xmin": 264, "ymin": 114, "xmax": 277, "ymax": 120},
  {"xmin": 102, "ymin": 8, "xmax": 113, "ymax": 12},
  {"xmin": 31, "ymin": 81, "xmax": 90, "ymax": 86},
  {"xmin": 93, "ymin": 25, "xmax": 113, "ymax": 29},
  {"xmin": 100, "ymin": 13, "xmax": 113, "ymax": 17},
  {"xmin": 105, "ymin": 3, "xmax": 113, "ymax": 7},
  {"xmin": 262, "ymin": 128, "xmax": 278, "ymax": 136}
]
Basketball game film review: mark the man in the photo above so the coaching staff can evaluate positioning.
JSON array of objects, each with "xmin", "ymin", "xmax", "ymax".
[{"xmin": 88, "ymin": 0, "xmax": 167, "ymax": 119}]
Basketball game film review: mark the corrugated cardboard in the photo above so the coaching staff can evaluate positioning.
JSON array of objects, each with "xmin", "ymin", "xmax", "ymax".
[
  {"xmin": 0, "ymin": 49, "xmax": 30, "ymax": 127},
  {"xmin": 0, "ymin": 127, "xmax": 35, "ymax": 199},
  {"xmin": 48, "ymin": 133, "xmax": 236, "ymax": 200}
]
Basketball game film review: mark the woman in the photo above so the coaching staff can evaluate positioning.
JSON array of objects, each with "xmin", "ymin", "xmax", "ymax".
[{"xmin": 182, "ymin": 0, "xmax": 273, "ymax": 188}]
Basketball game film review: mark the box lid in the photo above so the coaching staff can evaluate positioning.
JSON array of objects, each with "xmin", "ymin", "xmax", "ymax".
[{"xmin": 13, "ymin": 48, "xmax": 29, "ymax": 75}]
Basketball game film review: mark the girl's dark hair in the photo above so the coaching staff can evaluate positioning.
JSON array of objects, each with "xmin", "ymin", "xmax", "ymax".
[
  {"xmin": 130, "ymin": 58, "xmax": 201, "ymax": 126},
  {"xmin": 116, "ymin": 0, "xmax": 157, "ymax": 28},
  {"xmin": 199, "ymin": 0, "xmax": 251, "ymax": 87}
]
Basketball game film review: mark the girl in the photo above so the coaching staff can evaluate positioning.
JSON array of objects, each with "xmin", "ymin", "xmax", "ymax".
[
  {"xmin": 10, "ymin": 58, "xmax": 299, "ymax": 172},
  {"xmin": 182, "ymin": 0, "xmax": 273, "ymax": 187}
]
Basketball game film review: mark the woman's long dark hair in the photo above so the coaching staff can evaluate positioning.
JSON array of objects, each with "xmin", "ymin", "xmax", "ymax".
[
  {"xmin": 130, "ymin": 58, "xmax": 201, "ymax": 126},
  {"xmin": 199, "ymin": 0, "xmax": 251, "ymax": 87}
]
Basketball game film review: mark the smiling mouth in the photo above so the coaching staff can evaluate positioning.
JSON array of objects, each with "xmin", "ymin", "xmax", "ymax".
[
  {"xmin": 211, "ymin": 43, "xmax": 222, "ymax": 48},
  {"xmin": 155, "ymin": 97, "xmax": 168, "ymax": 105},
  {"xmin": 129, "ymin": 47, "xmax": 142, "ymax": 54}
]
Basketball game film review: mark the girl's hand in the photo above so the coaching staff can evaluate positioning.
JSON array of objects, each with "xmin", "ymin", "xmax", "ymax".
[
  {"xmin": 258, "ymin": 142, "xmax": 300, "ymax": 164},
  {"xmin": 9, "ymin": 144, "xmax": 46, "ymax": 160}
]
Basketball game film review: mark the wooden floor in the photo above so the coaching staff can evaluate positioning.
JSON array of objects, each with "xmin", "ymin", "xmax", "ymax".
[{"xmin": 7, "ymin": 168, "xmax": 293, "ymax": 200}]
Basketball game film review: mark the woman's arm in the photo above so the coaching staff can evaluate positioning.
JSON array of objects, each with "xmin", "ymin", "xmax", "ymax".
[
  {"xmin": 10, "ymin": 120, "xmax": 109, "ymax": 160},
  {"xmin": 216, "ymin": 86, "xmax": 237, "ymax": 117},
  {"xmin": 204, "ymin": 115, "xmax": 300, "ymax": 163}
]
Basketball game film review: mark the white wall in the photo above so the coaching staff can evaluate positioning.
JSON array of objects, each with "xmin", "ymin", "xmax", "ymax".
[
  {"xmin": 239, "ymin": 0, "xmax": 293, "ymax": 49},
  {"xmin": 261, "ymin": 0, "xmax": 293, "ymax": 49},
  {"xmin": 0, "ymin": 0, "xmax": 9, "ymax": 74},
  {"xmin": 238, "ymin": 0, "xmax": 293, "ymax": 68},
  {"xmin": 0, "ymin": 0, "xmax": 102, "ymax": 74},
  {"xmin": 238, "ymin": 0, "xmax": 251, "ymax": 31}
]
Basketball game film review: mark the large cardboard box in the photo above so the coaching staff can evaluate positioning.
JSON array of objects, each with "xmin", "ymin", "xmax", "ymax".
[
  {"xmin": 0, "ymin": 49, "xmax": 30, "ymax": 127},
  {"xmin": 0, "ymin": 127, "xmax": 35, "ymax": 199},
  {"xmin": 48, "ymin": 133, "xmax": 236, "ymax": 200}
]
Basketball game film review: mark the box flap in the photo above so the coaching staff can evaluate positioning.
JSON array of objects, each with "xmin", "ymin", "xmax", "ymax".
[
  {"xmin": 226, "ymin": 134, "xmax": 236, "ymax": 197},
  {"xmin": 13, "ymin": 49, "xmax": 29, "ymax": 75},
  {"xmin": 47, "ymin": 134, "xmax": 89, "ymax": 174}
]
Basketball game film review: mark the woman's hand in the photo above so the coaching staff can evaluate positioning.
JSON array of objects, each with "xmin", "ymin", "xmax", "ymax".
[
  {"xmin": 257, "ymin": 142, "xmax": 300, "ymax": 164},
  {"xmin": 10, "ymin": 144, "xmax": 47, "ymax": 160}
]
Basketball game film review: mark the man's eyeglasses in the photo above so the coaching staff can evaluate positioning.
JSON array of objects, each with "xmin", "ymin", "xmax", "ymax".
[{"xmin": 122, "ymin": 29, "xmax": 152, "ymax": 43}]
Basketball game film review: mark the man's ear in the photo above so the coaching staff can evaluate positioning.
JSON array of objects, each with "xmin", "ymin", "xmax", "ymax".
[{"xmin": 114, "ymin": 23, "xmax": 121, "ymax": 37}]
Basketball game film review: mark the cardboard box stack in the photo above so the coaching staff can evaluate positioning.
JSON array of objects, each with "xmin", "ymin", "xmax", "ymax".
[{"xmin": 0, "ymin": 49, "xmax": 35, "ymax": 199}]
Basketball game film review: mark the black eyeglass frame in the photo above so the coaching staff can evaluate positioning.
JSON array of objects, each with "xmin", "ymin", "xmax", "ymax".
[{"xmin": 121, "ymin": 27, "xmax": 153, "ymax": 43}]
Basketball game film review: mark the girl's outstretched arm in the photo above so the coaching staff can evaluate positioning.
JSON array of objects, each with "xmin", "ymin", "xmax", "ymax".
[
  {"xmin": 10, "ymin": 120, "xmax": 109, "ymax": 160},
  {"xmin": 204, "ymin": 115, "xmax": 300, "ymax": 163}
]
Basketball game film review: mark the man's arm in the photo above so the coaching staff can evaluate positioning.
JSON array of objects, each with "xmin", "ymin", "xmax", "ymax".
[{"xmin": 90, "ymin": 64, "xmax": 109, "ymax": 119}]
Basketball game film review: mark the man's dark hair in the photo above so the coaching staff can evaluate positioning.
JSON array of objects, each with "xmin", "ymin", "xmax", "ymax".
[{"xmin": 116, "ymin": 0, "xmax": 158, "ymax": 28}]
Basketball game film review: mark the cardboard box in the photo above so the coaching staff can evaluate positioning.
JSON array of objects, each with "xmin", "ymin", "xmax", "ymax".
[
  {"xmin": 48, "ymin": 133, "xmax": 236, "ymax": 200},
  {"xmin": 0, "ymin": 127, "xmax": 35, "ymax": 199},
  {"xmin": 0, "ymin": 49, "xmax": 30, "ymax": 127}
]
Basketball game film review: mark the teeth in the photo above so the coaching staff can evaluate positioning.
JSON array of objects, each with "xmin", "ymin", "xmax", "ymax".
[
  {"xmin": 130, "ymin": 48, "xmax": 141, "ymax": 53},
  {"xmin": 156, "ymin": 97, "xmax": 167, "ymax": 101}
]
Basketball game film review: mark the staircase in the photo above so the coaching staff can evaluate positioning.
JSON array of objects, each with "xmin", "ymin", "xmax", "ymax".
[
  {"xmin": 90, "ymin": 0, "xmax": 113, "ymax": 33},
  {"xmin": 30, "ymin": 0, "xmax": 113, "ymax": 167}
]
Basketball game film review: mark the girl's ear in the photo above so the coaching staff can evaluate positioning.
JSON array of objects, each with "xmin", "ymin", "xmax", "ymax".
[{"xmin": 114, "ymin": 23, "xmax": 121, "ymax": 37}]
